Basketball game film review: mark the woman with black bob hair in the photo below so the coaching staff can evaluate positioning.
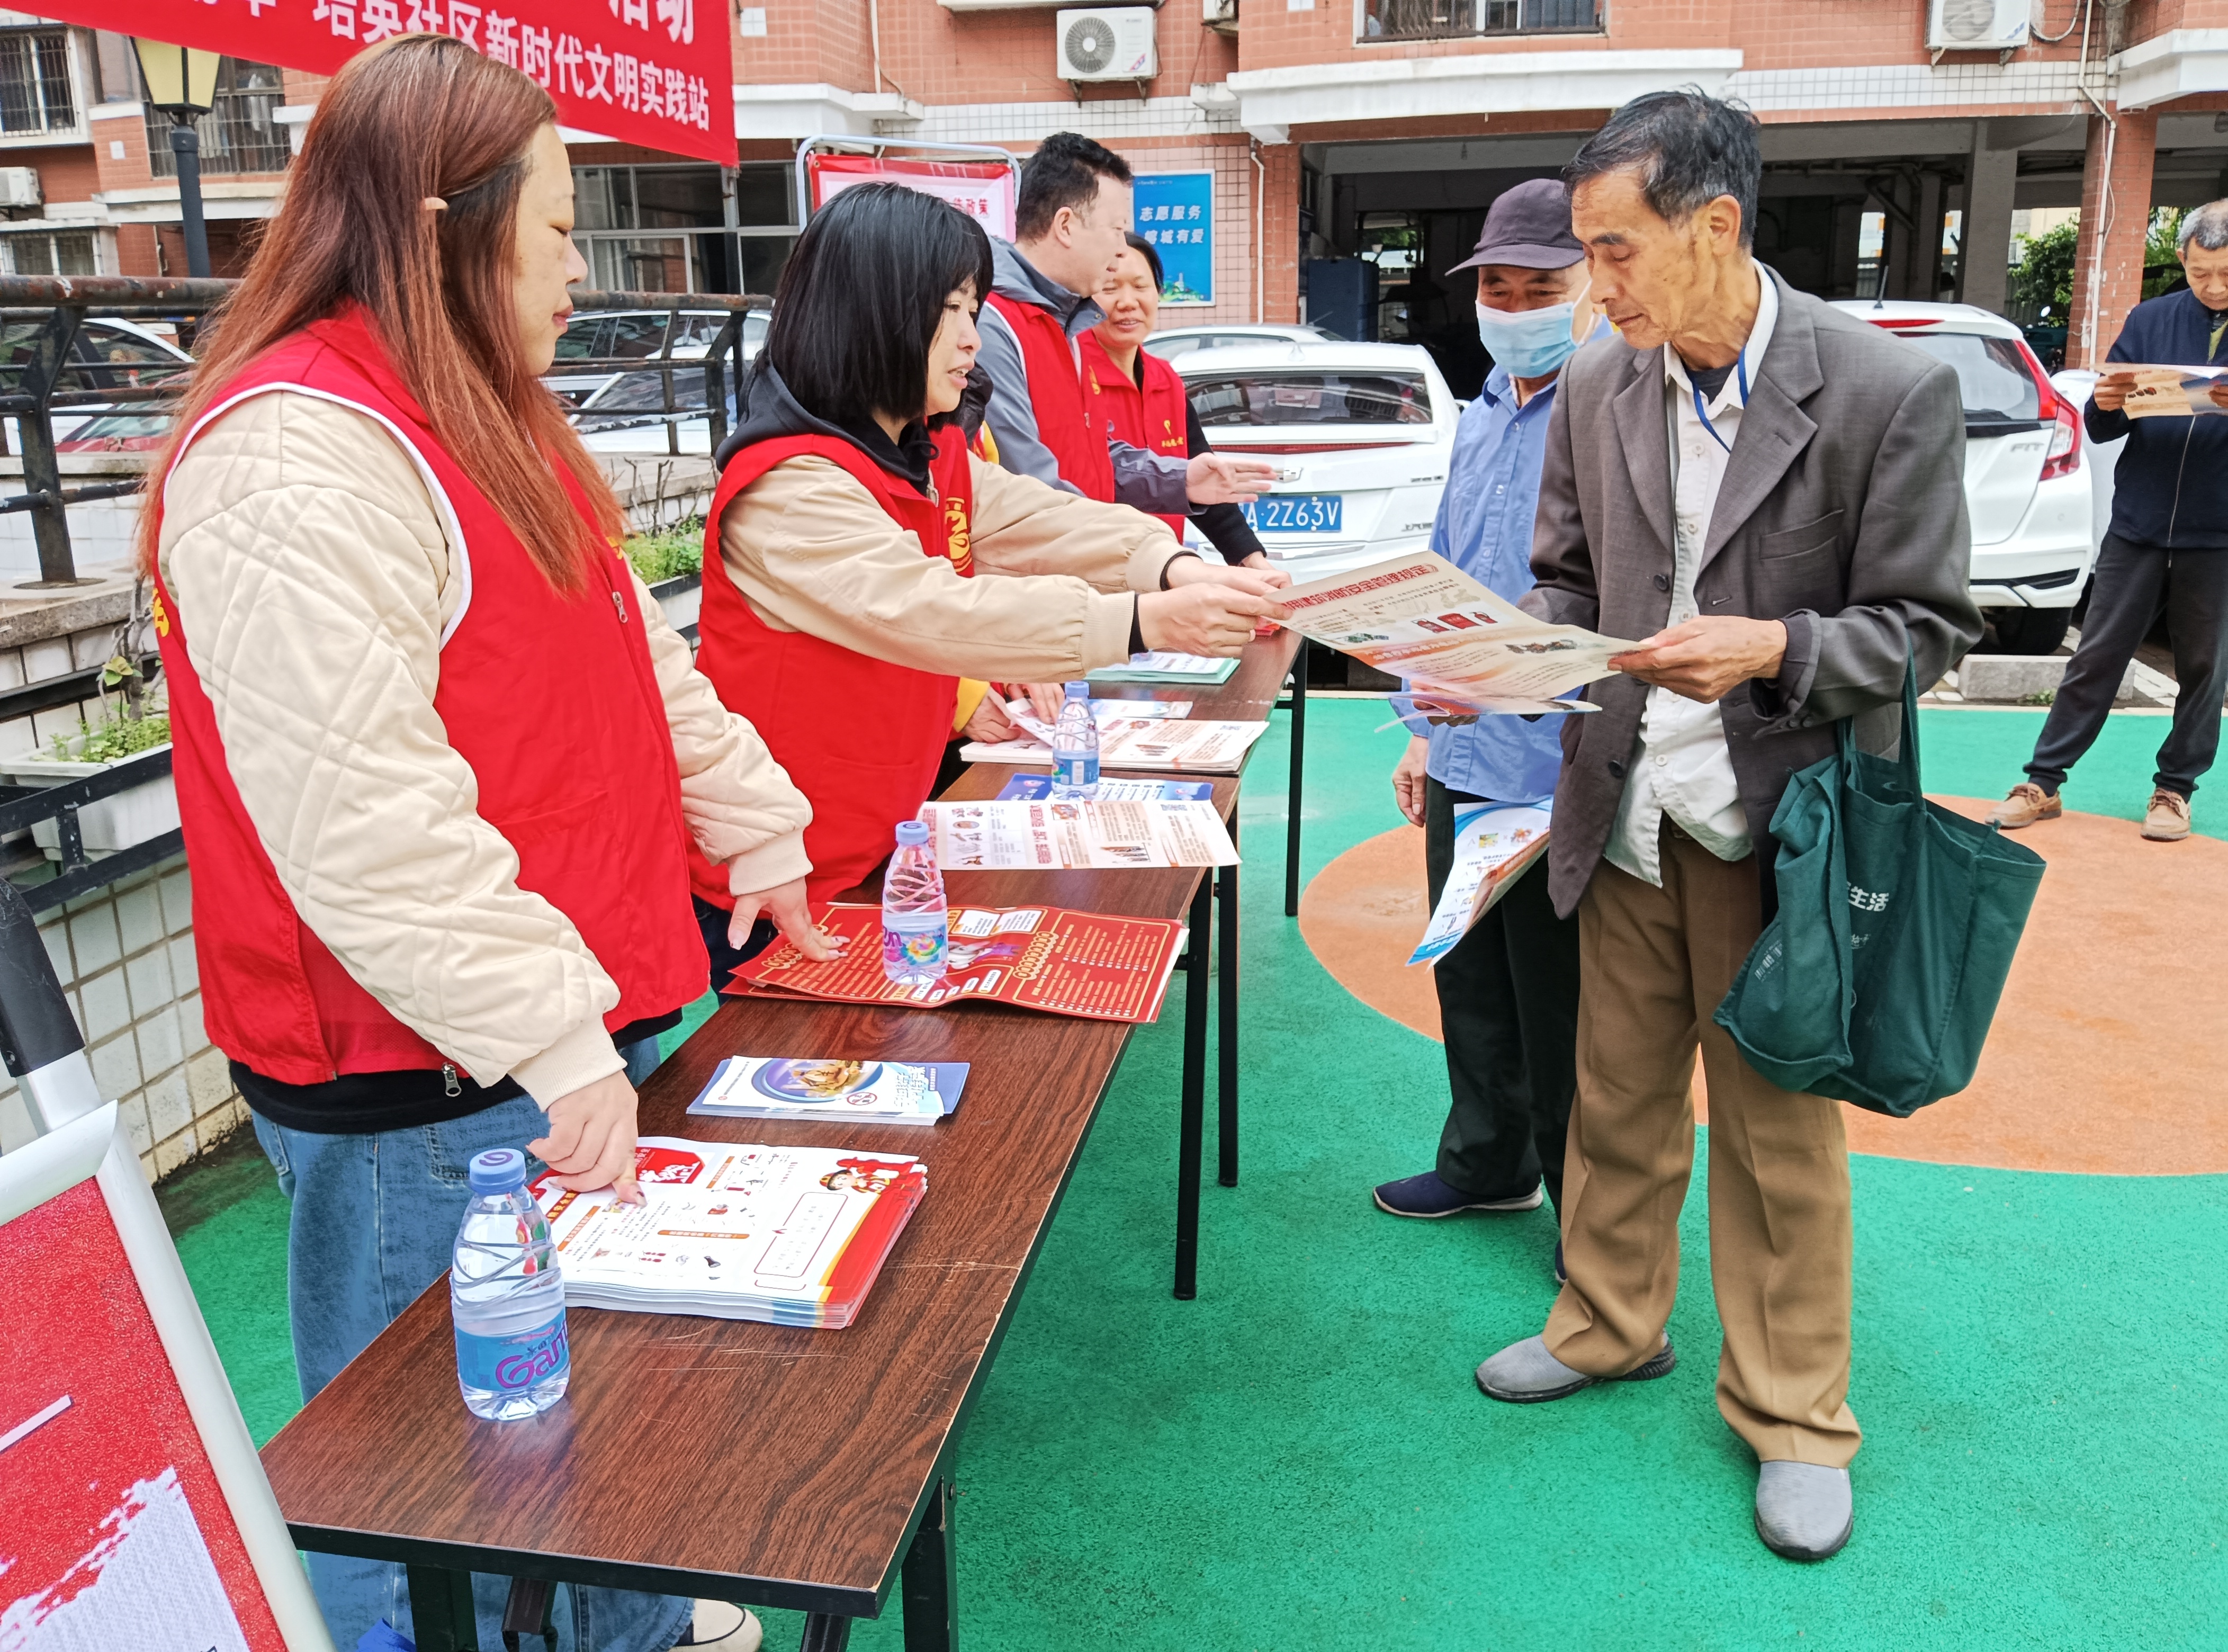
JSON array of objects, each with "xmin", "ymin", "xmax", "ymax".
[{"xmin": 689, "ymin": 183, "xmax": 1282, "ymax": 962}]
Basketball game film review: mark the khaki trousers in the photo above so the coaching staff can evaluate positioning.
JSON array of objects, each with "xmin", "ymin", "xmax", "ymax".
[{"xmin": 1542, "ymin": 825, "xmax": 1862, "ymax": 1467}]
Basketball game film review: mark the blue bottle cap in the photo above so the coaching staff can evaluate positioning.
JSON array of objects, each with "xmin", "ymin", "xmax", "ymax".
[
  {"xmin": 1063, "ymin": 681, "xmax": 1089, "ymax": 698},
  {"xmin": 895, "ymin": 820, "xmax": 930, "ymax": 847},
  {"xmin": 468, "ymin": 1147, "xmax": 528, "ymax": 1193}
]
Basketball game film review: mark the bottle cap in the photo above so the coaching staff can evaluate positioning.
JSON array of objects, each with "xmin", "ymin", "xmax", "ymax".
[
  {"xmin": 467, "ymin": 1147, "xmax": 528, "ymax": 1193},
  {"xmin": 1064, "ymin": 681, "xmax": 1089, "ymax": 697},
  {"xmin": 894, "ymin": 820, "xmax": 930, "ymax": 847}
]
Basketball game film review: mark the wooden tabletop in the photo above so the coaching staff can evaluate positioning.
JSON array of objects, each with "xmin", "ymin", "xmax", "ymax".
[{"xmin": 256, "ymin": 631, "xmax": 1300, "ymax": 1621}]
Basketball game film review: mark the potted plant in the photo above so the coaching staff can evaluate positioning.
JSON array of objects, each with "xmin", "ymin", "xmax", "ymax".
[
  {"xmin": 0, "ymin": 658, "xmax": 177, "ymax": 860},
  {"xmin": 624, "ymin": 517, "xmax": 705, "ymax": 638}
]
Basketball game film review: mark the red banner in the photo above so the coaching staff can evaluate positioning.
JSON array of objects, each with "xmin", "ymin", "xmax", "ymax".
[
  {"xmin": 55, "ymin": 0, "xmax": 734, "ymax": 165},
  {"xmin": 807, "ymin": 154, "xmax": 1017, "ymax": 240}
]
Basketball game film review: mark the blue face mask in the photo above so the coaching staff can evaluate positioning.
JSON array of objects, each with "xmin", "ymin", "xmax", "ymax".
[{"xmin": 1475, "ymin": 298, "xmax": 1580, "ymax": 380}]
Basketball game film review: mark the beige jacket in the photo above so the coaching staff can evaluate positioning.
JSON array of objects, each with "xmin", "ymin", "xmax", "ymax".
[
  {"xmin": 718, "ymin": 452, "xmax": 1184, "ymax": 679},
  {"xmin": 159, "ymin": 390, "xmax": 812, "ymax": 1105}
]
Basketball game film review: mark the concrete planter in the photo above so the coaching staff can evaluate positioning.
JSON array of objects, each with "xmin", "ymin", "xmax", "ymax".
[
  {"xmin": 1957, "ymin": 656, "xmax": 2140, "ymax": 706},
  {"xmin": 0, "ymin": 742, "xmax": 180, "ymax": 859},
  {"xmin": 648, "ymin": 570, "xmax": 702, "ymax": 636}
]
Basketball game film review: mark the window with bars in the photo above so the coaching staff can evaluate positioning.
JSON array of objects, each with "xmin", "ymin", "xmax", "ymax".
[
  {"xmin": 0, "ymin": 30, "xmax": 77, "ymax": 137},
  {"xmin": 0, "ymin": 232, "xmax": 96, "ymax": 276},
  {"xmin": 145, "ymin": 59, "xmax": 290, "ymax": 177},
  {"xmin": 1360, "ymin": 0, "xmax": 1599, "ymax": 42}
]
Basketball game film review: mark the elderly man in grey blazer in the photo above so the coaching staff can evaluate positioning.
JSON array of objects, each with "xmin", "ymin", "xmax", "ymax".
[{"xmin": 1474, "ymin": 91, "xmax": 1981, "ymax": 1562}]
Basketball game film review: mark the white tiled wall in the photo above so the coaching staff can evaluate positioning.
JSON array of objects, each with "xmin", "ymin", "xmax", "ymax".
[
  {"xmin": 0, "ymin": 609, "xmax": 140, "ymax": 764},
  {"xmin": 0, "ymin": 856, "xmax": 244, "ymax": 1182}
]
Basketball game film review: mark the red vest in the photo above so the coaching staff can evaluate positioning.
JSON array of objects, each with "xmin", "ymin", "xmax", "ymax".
[
  {"xmin": 985, "ymin": 292, "xmax": 1116, "ymax": 502},
  {"xmin": 151, "ymin": 310, "xmax": 706, "ymax": 1086},
  {"xmin": 1081, "ymin": 332, "xmax": 1190, "ymax": 535},
  {"xmin": 693, "ymin": 429, "xmax": 976, "ymax": 904}
]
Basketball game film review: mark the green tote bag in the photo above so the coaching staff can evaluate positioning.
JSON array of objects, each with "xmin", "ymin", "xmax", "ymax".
[{"xmin": 1714, "ymin": 656, "xmax": 2046, "ymax": 1118}]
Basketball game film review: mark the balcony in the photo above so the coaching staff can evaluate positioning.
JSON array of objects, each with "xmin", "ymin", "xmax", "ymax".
[
  {"xmin": 145, "ymin": 62, "xmax": 291, "ymax": 179},
  {"xmin": 1361, "ymin": 0, "xmax": 1600, "ymax": 43}
]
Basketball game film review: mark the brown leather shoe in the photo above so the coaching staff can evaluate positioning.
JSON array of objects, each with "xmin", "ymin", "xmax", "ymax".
[
  {"xmin": 1988, "ymin": 782, "xmax": 2062, "ymax": 829},
  {"xmin": 2143, "ymin": 788, "xmax": 2193, "ymax": 842}
]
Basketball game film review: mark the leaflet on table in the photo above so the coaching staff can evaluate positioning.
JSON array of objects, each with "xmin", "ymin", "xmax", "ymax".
[
  {"xmin": 2108, "ymin": 363, "xmax": 2228, "ymax": 418},
  {"xmin": 1003, "ymin": 697, "xmax": 1193, "ymax": 746},
  {"xmin": 997, "ymin": 774, "xmax": 1215, "ymax": 803},
  {"xmin": 1279, "ymin": 552, "xmax": 1630, "ymax": 713},
  {"xmin": 919, "ymin": 797, "xmax": 1237, "ymax": 870},
  {"xmin": 686, "ymin": 1056, "xmax": 969, "ymax": 1126},
  {"xmin": 732, "ymin": 902, "xmax": 1185, "ymax": 1022},
  {"xmin": 1087, "ymin": 652, "xmax": 1240, "ymax": 685},
  {"xmin": 961, "ymin": 718, "xmax": 1268, "ymax": 772},
  {"xmin": 528, "ymin": 1137, "xmax": 924, "ymax": 1328},
  {"xmin": 1407, "ymin": 803, "xmax": 1554, "ymax": 966}
]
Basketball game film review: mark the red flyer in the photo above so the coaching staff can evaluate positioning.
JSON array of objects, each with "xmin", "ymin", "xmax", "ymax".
[{"xmin": 732, "ymin": 903, "xmax": 1187, "ymax": 1024}]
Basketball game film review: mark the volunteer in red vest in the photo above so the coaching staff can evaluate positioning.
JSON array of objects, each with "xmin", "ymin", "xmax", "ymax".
[
  {"xmin": 693, "ymin": 182, "xmax": 1283, "ymax": 975},
  {"xmin": 1084, "ymin": 230, "xmax": 1272, "ymax": 568},
  {"xmin": 141, "ymin": 37, "xmax": 801, "ymax": 1652},
  {"xmin": 977, "ymin": 131, "xmax": 1278, "ymax": 519}
]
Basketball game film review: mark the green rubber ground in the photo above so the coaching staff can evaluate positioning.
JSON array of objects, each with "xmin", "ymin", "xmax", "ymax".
[{"xmin": 170, "ymin": 701, "xmax": 2228, "ymax": 1650}]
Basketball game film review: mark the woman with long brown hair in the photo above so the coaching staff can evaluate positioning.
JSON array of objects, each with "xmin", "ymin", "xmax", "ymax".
[{"xmin": 145, "ymin": 34, "xmax": 799, "ymax": 1652}]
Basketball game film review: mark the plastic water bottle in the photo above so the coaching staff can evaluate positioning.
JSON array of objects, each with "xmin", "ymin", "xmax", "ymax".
[
  {"xmin": 1050, "ymin": 681, "xmax": 1100, "ymax": 800},
  {"xmin": 451, "ymin": 1147, "xmax": 570, "ymax": 1421},
  {"xmin": 882, "ymin": 820, "xmax": 949, "ymax": 987}
]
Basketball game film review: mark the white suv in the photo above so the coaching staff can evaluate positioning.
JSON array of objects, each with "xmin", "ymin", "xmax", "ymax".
[{"xmin": 1833, "ymin": 300, "xmax": 2095, "ymax": 654}]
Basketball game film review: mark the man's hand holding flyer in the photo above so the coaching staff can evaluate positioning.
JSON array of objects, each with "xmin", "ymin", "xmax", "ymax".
[{"xmin": 1277, "ymin": 552, "xmax": 1633, "ymax": 715}]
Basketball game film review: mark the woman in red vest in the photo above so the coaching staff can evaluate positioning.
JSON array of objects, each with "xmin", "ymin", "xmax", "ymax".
[
  {"xmin": 693, "ymin": 184, "xmax": 1284, "ymax": 969},
  {"xmin": 140, "ymin": 37, "xmax": 795, "ymax": 1652},
  {"xmin": 1082, "ymin": 231, "xmax": 1274, "ymax": 570}
]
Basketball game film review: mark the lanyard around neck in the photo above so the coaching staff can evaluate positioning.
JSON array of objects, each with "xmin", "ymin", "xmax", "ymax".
[{"xmin": 1690, "ymin": 354, "xmax": 1750, "ymax": 453}]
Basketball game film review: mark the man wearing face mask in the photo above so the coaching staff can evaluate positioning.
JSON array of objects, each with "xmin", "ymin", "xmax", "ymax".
[{"xmin": 1374, "ymin": 180, "xmax": 1603, "ymax": 1278}]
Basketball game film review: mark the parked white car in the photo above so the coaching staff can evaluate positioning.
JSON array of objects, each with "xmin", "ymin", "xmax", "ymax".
[
  {"xmin": 1834, "ymin": 300, "xmax": 2096, "ymax": 654},
  {"xmin": 2047, "ymin": 366, "xmax": 2126, "ymax": 565},
  {"xmin": 1147, "ymin": 322, "xmax": 1342, "ymax": 361},
  {"xmin": 1173, "ymin": 340, "xmax": 1460, "ymax": 584},
  {"xmin": 547, "ymin": 307, "xmax": 765, "ymax": 409}
]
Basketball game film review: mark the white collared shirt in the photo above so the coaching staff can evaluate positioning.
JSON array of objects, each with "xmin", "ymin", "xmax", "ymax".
[{"xmin": 1604, "ymin": 262, "xmax": 1780, "ymax": 888}]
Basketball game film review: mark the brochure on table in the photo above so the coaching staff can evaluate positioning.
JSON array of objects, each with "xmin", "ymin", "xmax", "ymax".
[
  {"xmin": 1278, "ymin": 552, "xmax": 1630, "ymax": 715},
  {"xmin": 687, "ymin": 1056, "xmax": 969, "ymax": 1126},
  {"xmin": 2109, "ymin": 363, "xmax": 2228, "ymax": 418},
  {"xmin": 734, "ymin": 902, "xmax": 1185, "ymax": 1022},
  {"xmin": 1407, "ymin": 803, "xmax": 1554, "ymax": 966},
  {"xmin": 1087, "ymin": 652, "xmax": 1239, "ymax": 685},
  {"xmin": 529, "ymin": 1136, "xmax": 924, "ymax": 1328},
  {"xmin": 962, "ymin": 717, "xmax": 1266, "ymax": 772},
  {"xmin": 996, "ymin": 774, "xmax": 1214, "ymax": 803},
  {"xmin": 919, "ymin": 797, "xmax": 1237, "ymax": 870}
]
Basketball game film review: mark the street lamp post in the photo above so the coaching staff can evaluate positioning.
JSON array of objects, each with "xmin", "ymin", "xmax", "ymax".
[{"xmin": 129, "ymin": 39, "xmax": 222, "ymax": 280}]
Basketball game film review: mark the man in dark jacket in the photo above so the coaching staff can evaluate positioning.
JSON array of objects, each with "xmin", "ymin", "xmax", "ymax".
[{"xmin": 1991, "ymin": 200, "xmax": 2228, "ymax": 842}]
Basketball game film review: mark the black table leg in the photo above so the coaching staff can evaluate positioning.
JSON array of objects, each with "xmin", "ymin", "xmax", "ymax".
[
  {"xmin": 799, "ymin": 1615, "xmax": 854, "ymax": 1650},
  {"xmin": 902, "ymin": 1476, "xmax": 957, "ymax": 1651},
  {"xmin": 1285, "ymin": 638, "xmax": 1308, "ymax": 918},
  {"xmin": 1174, "ymin": 872, "xmax": 1211, "ymax": 1299},
  {"xmin": 407, "ymin": 1564, "xmax": 480, "ymax": 1652},
  {"xmin": 500, "ymin": 1576, "xmax": 554, "ymax": 1652},
  {"xmin": 1217, "ymin": 811, "xmax": 1238, "ymax": 1189}
]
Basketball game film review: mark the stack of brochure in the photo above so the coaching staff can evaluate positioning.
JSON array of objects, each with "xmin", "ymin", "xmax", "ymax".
[
  {"xmin": 962, "ymin": 717, "xmax": 1266, "ymax": 773},
  {"xmin": 687, "ymin": 1056, "xmax": 968, "ymax": 1127},
  {"xmin": 528, "ymin": 1136, "xmax": 924, "ymax": 1327},
  {"xmin": 1087, "ymin": 651, "xmax": 1240, "ymax": 685}
]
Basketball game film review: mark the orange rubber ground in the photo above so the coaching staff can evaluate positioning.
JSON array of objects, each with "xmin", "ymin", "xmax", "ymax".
[{"xmin": 1296, "ymin": 800, "xmax": 2228, "ymax": 1175}]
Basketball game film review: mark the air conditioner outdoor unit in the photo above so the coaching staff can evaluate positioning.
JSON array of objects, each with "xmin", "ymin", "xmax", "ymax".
[
  {"xmin": 1056, "ymin": 7, "xmax": 1158, "ymax": 83},
  {"xmin": 1927, "ymin": 0, "xmax": 2029, "ymax": 50},
  {"xmin": 1202, "ymin": 0, "xmax": 1236, "ymax": 24},
  {"xmin": 0, "ymin": 168, "xmax": 41, "ymax": 210}
]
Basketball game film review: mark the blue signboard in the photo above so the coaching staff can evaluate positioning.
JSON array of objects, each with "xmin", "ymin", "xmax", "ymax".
[{"xmin": 1133, "ymin": 171, "xmax": 1214, "ymax": 307}]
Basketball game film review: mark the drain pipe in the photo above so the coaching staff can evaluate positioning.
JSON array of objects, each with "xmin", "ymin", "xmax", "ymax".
[
  {"xmin": 2074, "ymin": 0, "xmax": 2115, "ymax": 370},
  {"xmin": 1252, "ymin": 138, "xmax": 1266, "ymax": 323}
]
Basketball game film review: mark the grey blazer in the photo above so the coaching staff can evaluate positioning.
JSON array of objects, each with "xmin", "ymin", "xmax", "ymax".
[{"xmin": 1523, "ymin": 270, "xmax": 1984, "ymax": 918}]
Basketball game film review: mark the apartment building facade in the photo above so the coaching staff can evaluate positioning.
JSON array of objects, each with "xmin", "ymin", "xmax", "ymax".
[{"xmin": 21, "ymin": 3, "xmax": 2228, "ymax": 378}]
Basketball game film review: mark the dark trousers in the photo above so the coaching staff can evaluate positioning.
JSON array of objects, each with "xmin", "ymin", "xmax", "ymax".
[
  {"xmin": 2026, "ymin": 532, "xmax": 2228, "ymax": 798},
  {"xmin": 696, "ymin": 894, "xmax": 779, "ymax": 996},
  {"xmin": 1424, "ymin": 777, "xmax": 1581, "ymax": 1211}
]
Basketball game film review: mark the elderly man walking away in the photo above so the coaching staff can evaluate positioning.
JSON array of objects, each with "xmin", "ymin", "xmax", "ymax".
[
  {"xmin": 1991, "ymin": 200, "xmax": 2228, "ymax": 843},
  {"xmin": 1472, "ymin": 91, "xmax": 1982, "ymax": 1562}
]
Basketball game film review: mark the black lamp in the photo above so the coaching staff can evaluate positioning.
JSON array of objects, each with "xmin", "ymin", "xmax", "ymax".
[{"xmin": 130, "ymin": 38, "xmax": 222, "ymax": 279}]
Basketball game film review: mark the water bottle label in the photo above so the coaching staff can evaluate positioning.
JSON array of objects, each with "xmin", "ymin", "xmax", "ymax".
[
  {"xmin": 456, "ymin": 1310, "xmax": 569, "ymax": 1393},
  {"xmin": 883, "ymin": 921, "xmax": 947, "ymax": 971},
  {"xmin": 1054, "ymin": 752, "xmax": 1099, "ymax": 788}
]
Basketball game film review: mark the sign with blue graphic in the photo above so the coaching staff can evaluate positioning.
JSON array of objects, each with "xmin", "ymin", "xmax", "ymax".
[{"xmin": 1133, "ymin": 171, "xmax": 1214, "ymax": 307}]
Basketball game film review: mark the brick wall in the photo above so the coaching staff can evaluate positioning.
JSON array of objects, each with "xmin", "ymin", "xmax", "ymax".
[{"xmin": 2068, "ymin": 107, "xmax": 2160, "ymax": 368}]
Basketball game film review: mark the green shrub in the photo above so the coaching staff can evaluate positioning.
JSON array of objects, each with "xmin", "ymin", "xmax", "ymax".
[
  {"xmin": 622, "ymin": 518, "xmax": 705, "ymax": 583},
  {"xmin": 52, "ymin": 710, "xmax": 171, "ymax": 763}
]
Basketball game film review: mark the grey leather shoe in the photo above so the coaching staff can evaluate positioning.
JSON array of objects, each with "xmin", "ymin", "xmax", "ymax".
[
  {"xmin": 1474, "ymin": 1333, "xmax": 1676, "ymax": 1403},
  {"xmin": 1754, "ymin": 1461, "xmax": 1853, "ymax": 1561}
]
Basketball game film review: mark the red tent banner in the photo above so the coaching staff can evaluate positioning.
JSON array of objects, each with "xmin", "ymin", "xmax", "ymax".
[{"xmin": 48, "ymin": 0, "xmax": 734, "ymax": 165}]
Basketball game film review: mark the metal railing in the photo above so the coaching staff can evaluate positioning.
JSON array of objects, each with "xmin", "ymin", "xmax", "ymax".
[
  {"xmin": 555, "ymin": 288, "xmax": 768, "ymax": 458},
  {"xmin": 0, "ymin": 748, "xmax": 179, "ymax": 914}
]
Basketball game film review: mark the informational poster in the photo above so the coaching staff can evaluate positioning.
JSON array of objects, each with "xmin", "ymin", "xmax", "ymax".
[
  {"xmin": 919, "ymin": 797, "xmax": 1238, "ymax": 870},
  {"xmin": 36, "ymin": 0, "xmax": 734, "ymax": 164},
  {"xmin": 807, "ymin": 153, "xmax": 1018, "ymax": 240},
  {"xmin": 1133, "ymin": 172, "xmax": 1214, "ymax": 306},
  {"xmin": 1407, "ymin": 803, "xmax": 1552, "ymax": 966}
]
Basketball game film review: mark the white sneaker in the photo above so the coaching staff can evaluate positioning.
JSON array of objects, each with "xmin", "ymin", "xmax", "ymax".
[{"xmin": 680, "ymin": 1601, "xmax": 763, "ymax": 1650}]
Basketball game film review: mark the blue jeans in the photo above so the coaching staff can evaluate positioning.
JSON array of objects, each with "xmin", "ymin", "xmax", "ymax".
[{"xmin": 253, "ymin": 1094, "xmax": 690, "ymax": 1652}]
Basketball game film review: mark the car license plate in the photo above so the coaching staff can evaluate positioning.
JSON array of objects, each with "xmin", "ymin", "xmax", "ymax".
[{"xmin": 1244, "ymin": 493, "xmax": 1342, "ymax": 534}]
